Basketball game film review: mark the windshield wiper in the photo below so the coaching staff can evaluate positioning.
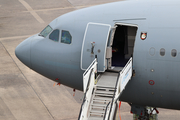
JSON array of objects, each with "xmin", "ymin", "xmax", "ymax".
[{"xmin": 38, "ymin": 34, "xmax": 45, "ymax": 37}]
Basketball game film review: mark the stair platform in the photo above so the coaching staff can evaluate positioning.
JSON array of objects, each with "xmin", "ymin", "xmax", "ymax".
[{"xmin": 97, "ymin": 72, "xmax": 118, "ymax": 87}]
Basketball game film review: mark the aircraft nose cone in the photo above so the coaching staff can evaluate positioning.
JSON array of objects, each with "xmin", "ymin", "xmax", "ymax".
[{"xmin": 15, "ymin": 38, "xmax": 31, "ymax": 68}]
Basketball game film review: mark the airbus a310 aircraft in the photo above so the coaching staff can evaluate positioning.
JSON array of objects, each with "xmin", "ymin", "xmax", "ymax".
[{"xmin": 15, "ymin": 0, "xmax": 180, "ymax": 119}]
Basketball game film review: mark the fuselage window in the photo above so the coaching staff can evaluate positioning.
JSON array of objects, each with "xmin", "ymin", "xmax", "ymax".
[
  {"xmin": 160, "ymin": 48, "xmax": 165, "ymax": 56},
  {"xmin": 39, "ymin": 25, "xmax": 53, "ymax": 37},
  {"xmin": 49, "ymin": 29, "xmax": 59, "ymax": 42},
  {"xmin": 61, "ymin": 30, "xmax": 72, "ymax": 44},
  {"xmin": 171, "ymin": 49, "xmax": 177, "ymax": 57}
]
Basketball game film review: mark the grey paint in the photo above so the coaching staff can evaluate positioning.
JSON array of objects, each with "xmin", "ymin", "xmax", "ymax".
[{"xmin": 15, "ymin": 0, "xmax": 180, "ymax": 111}]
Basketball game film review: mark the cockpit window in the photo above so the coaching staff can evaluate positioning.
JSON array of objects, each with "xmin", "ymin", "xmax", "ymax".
[
  {"xmin": 39, "ymin": 25, "xmax": 53, "ymax": 37},
  {"xmin": 61, "ymin": 30, "xmax": 72, "ymax": 44},
  {"xmin": 49, "ymin": 29, "xmax": 59, "ymax": 42}
]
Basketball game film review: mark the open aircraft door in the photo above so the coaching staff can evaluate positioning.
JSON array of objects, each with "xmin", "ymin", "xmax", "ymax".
[{"xmin": 81, "ymin": 23, "xmax": 111, "ymax": 72}]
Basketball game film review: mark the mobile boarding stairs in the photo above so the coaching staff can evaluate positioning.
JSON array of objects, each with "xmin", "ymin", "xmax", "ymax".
[{"xmin": 78, "ymin": 57, "xmax": 132, "ymax": 120}]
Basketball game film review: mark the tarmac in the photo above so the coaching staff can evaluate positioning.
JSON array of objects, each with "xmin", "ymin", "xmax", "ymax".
[{"xmin": 0, "ymin": 0, "xmax": 180, "ymax": 120}]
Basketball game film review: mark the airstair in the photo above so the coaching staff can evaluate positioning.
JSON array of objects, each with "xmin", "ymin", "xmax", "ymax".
[{"xmin": 78, "ymin": 58, "xmax": 132, "ymax": 120}]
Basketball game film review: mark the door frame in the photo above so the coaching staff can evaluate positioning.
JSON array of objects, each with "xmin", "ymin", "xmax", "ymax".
[
  {"xmin": 115, "ymin": 23, "xmax": 138, "ymax": 27},
  {"xmin": 109, "ymin": 23, "xmax": 138, "ymax": 68}
]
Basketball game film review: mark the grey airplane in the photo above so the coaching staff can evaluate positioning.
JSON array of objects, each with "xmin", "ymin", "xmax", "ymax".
[{"xmin": 15, "ymin": 0, "xmax": 180, "ymax": 119}]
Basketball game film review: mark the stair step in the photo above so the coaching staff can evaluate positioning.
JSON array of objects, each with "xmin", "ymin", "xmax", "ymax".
[
  {"xmin": 91, "ymin": 107, "xmax": 106, "ymax": 111},
  {"xmin": 92, "ymin": 102, "xmax": 110, "ymax": 105},
  {"xmin": 93, "ymin": 96, "xmax": 112, "ymax": 101},
  {"xmin": 93, "ymin": 99, "xmax": 111, "ymax": 103},
  {"xmin": 90, "ymin": 109, "xmax": 105, "ymax": 114},
  {"xmin": 96, "ymin": 86, "xmax": 116, "ymax": 89},
  {"xmin": 96, "ymin": 85, "xmax": 115, "ymax": 90},
  {"xmin": 95, "ymin": 91, "xmax": 114, "ymax": 94},
  {"xmin": 95, "ymin": 93, "xmax": 114, "ymax": 97},
  {"xmin": 91, "ymin": 103, "xmax": 109, "ymax": 107},
  {"xmin": 91, "ymin": 105, "xmax": 108, "ymax": 110},
  {"xmin": 88, "ymin": 116, "xmax": 103, "ymax": 120},
  {"xmin": 89, "ymin": 112, "xmax": 105, "ymax": 117},
  {"xmin": 92, "ymin": 100, "xmax": 110, "ymax": 105},
  {"xmin": 96, "ymin": 89, "xmax": 115, "ymax": 93}
]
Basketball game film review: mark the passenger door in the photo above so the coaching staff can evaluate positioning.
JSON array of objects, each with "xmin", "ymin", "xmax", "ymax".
[{"xmin": 81, "ymin": 22, "xmax": 111, "ymax": 72}]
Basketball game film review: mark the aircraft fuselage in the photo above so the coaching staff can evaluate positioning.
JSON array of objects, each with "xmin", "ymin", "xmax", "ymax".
[{"xmin": 15, "ymin": 0, "xmax": 180, "ymax": 110}]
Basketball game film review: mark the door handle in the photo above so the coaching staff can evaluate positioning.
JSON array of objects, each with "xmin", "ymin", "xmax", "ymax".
[{"xmin": 91, "ymin": 42, "xmax": 95, "ymax": 54}]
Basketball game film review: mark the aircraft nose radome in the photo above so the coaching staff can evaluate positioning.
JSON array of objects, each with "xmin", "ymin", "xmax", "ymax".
[{"xmin": 15, "ymin": 38, "xmax": 31, "ymax": 68}]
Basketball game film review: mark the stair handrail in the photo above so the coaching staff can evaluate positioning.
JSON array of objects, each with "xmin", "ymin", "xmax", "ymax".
[
  {"xmin": 103, "ymin": 102, "xmax": 111, "ymax": 120},
  {"xmin": 78, "ymin": 68, "xmax": 94, "ymax": 120},
  {"xmin": 107, "ymin": 73, "xmax": 120, "ymax": 120},
  {"xmin": 107, "ymin": 57, "xmax": 132, "ymax": 119},
  {"xmin": 78, "ymin": 58, "xmax": 97, "ymax": 120}
]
